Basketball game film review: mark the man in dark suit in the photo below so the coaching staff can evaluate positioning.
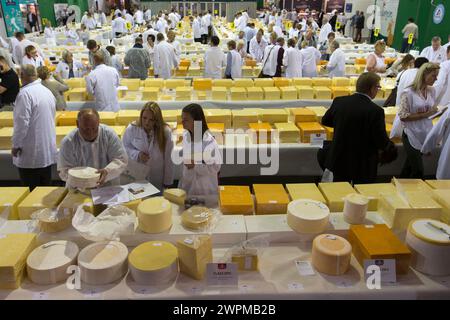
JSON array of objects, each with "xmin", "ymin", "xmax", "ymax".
[
  {"xmin": 321, "ymin": 72, "xmax": 391, "ymax": 184},
  {"xmin": 27, "ymin": 10, "xmax": 38, "ymax": 32}
]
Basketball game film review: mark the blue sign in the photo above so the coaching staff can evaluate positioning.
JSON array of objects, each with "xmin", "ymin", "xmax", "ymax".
[
  {"xmin": 345, "ymin": 3, "xmax": 353, "ymax": 13},
  {"xmin": 433, "ymin": 4, "xmax": 445, "ymax": 24}
]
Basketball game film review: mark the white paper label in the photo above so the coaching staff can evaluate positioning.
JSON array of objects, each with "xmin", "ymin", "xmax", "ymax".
[
  {"xmin": 295, "ymin": 260, "xmax": 316, "ymax": 276},
  {"xmin": 152, "ymin": 242, "xmax": 162, "ymax": 246},
  {"xmin": 336, "ymin": 280, "xmax": 354, "ymax": 288},
  {"xmin": 183, "ymin": 238, "xmax": 194, "ymax": 245},
  {"xmin": 287, "ymin": 282, "xmax": 304, "ymax": 291},
  {"xmin": 239, "ymin": 284, "xmax": 254, "ymax": 292},
  {"xmin": 84, "ymin": 288, "xmax": 103, "ymax": 299},
  {"xmin": 206, "ymin": 263, "xmax": 238, "ymax": 287},
  {"xmin": 32, "ymin": 292, "xmax": 49, "ymax": 300},
  {"xmin": 310, "ymin": 133, "xmax": 326, "ymax": 146},
  {"xmin": 364, "ymin": 259, "xmax": 397, "ymax": 283},
  {"xmin": 365, "ymin": 225, "xmax": 374, "ymax": 229}
]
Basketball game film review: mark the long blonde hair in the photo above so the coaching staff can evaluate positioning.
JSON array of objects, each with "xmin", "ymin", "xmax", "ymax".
[
  {"xmin": 137, "ymin": 102, "xmax": 167, "ymax": 152},
  {"xmin": 409, "ymin": 62, "xmax": 440, "ymax": 92}
]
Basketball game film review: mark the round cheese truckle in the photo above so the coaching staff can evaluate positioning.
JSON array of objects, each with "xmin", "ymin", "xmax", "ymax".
[
  {"xmin": 343, "ymin": 193, "xmax": 369, "ymax": 224},
  {"xmin": 137, "ymin": 197, "xmax": 172, "ymax": 233},
  {"xmin": 181, "ymin": 206, "xmax": 213, "ymax": 231},
  {"xmin": 67, "ymin": 167, "xmax": 100, "ymax": 189},
  {"xmin": 312, "ymin": 234, "xmax": 352, "ymax": 275},
  {"xmin": 287, "ymin": 199, "xmax": 330, "ymax": 234}
]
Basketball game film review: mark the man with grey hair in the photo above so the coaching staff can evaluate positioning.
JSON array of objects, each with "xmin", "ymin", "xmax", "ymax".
[
  {"xmin": 325, "ymin": 41, "xmax": 346, "ymax": 77},
  {"xmin": 12, "ymin": 64, "xmax": 57, "ymax": 190},
  {"xmin": 124, "ymin": 36, "xmax": 151, "ymax": 80},
  {"xmin": 58, "ymin": 108, "xmax": 128, "ymax": 187},
  {"xmin": 420, "ymin": 36, "xmax": 447, "ymax": 64}
]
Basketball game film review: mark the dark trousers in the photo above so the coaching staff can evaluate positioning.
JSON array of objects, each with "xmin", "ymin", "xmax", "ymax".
[
  {"xmin": 18, "ymin": 165, "xmax": 53, "ymax": 191},
  {"xmin": 400, "ymin": 132, "xmax": 424, "ymax": 178},
  {"xmin": 401, "ymin": 38, "xmax": 415, "ymax": 53},
  {"xmin": 354, "ymin": 28, "xmax": 362, "ymax": 42},
  {"xmin": 194, "ymin": 38, "xmax": 202, "ymax": 43},
  {"xmin": 201, "ymin": 34, "xmax": 208, "ymax": 44}
]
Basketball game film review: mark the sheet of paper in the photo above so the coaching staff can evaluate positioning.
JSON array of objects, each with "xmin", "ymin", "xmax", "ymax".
[
  {"xmin": 125, "ymin": 181, "xmax": 160, "ymax": 200},
  {"xmin": 91, "ymin": 185, "xmax": 130, "ymax": 205}
]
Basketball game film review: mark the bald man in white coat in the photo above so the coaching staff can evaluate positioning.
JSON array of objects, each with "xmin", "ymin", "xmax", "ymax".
[{"xmin": 153, "ymin": 33, "xmax": 179, "ymax": 79}]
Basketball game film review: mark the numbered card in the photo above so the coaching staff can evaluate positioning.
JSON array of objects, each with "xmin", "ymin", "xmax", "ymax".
[
  {"xmin": 408, "ymin": 33, "xmax": 414, "ymax": 44},
  {"xmin": 374, "ymin": 28, "xmax": 380, "ymax": 37}
]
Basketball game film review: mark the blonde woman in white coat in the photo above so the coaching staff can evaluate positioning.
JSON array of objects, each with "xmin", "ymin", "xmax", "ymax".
[
  {"xmin": 283, "ymin": 38, "xmax": 303, "ymax": 78},
  {"xmin": 179, "ymin": 103, "xmax": 222, "ymax": 197},
  {"xmin": 122, "ymin": 102, "xmax": 174, "ymax": 190}
]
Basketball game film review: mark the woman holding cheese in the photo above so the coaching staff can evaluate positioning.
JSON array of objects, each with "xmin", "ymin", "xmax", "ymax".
[
  {"xmin": 122, "ymin": 102, "xmax": 174, "ymax": 190},
  {"xmin": 179, "ymin": 103, "xmax": 222, "ymax": 197}
]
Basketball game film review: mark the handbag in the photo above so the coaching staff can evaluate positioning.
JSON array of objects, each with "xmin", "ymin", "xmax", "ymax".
[{"xmin": 258, "ymin": 45, "xmax": 275, "ymax": 78}]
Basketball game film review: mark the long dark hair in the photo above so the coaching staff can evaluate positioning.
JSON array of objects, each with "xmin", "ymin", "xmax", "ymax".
[{"xmin": 182, "ymin": 103, "xmax": 209, "ymax": 137}]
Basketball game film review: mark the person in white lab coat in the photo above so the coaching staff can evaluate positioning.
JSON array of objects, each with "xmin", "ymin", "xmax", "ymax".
[
  {"xmin": 398, "ymin": 63, "xmax": 440, "ymax": 178},
  {"xmin": 87, "ymin": 39, "xmax": 112, "ymax": 67},
  {"xmin": 318, "ymin": 19, "xmax": 333, "ymax": 45},
  {"xmin": 420, "ymin": 37, "xmax": 447, "ymax": 64},
  {"xmin": 191, "ymin": 15, "xmax": 202, "ymax": 43},
  {"xmin": 134, "ymin": 8, "xmax": 144, "ymax": 26},
  {"xmin": 144, "ymin": 7, "xmax": 152, "ymax": 22},
  {"xmin": 167, "ymin": 30, "xmax": 181, "ymax": 64},
  {"xmin": 55, "ymin": 50, "xmax": 85, "ymax": 79},
  {"xmin": 86, "ymin": 52, "xmax": 120, "ymax": 112},
  {"xmin": 143, "ymin": 24, "xmax": 158, "ymax": 43},
  {"xmin": 125, "ymin": 11, "xmax": 135, "ymax": 28},
  {"xmin": 58, "ymin": 109, "xmax": 128, "ymax": 187},
  {"xmin": 168, "ymin": 9, "xmax": 179, "ymax": 29},
  {"xmin": 153, "ymin": 33, "xmax": 179, "ymax": 79},
  {"xmin": 81, "ymin": 12, "xmax": 97, "ymax": 30},
  {"xmin": 421, "ymin": 107, "xmax": 450, "ymax": 179},
  {"xmin": 44, "ymin": 21, "xmax": 55, "ymax": 39},
  {"xmin": 325, "ymin": 41, "xmax": 346, "ymax": 77},
  {"xmin": 300, "ymin": 40, "xmax": 321, "ymax": 77},
  {"xmin": 224, "ymin": 40, "xmax": 242, "ymax": 79},
  {"xmin": 12, "ymin": 64, "xmax": 57, "ymax": 190},
  {"xmin": 249, "ymin": 30, "xmax": 268, "ymax": 63},
  {"xmin": 156, "ymin": 16, "xmax": 168, "ymax": 34},
  {"xmin": 22, "ymin": 45, "xmax": 44, "ymax": 68},
  {"xmin": 204, "ymin": 36, "xmax": 226, "ymax": 79},
  {"xmin": 234, "ymin": 31, "xmax": 247, "ymax": 53},
  {"xmin": 260, "ymin": 32, "xmax": 283, "ymax": 77},
  {"xmin": 144, "ymin": 34, "xmax": 155, "ymax": 63},
  {"xmin": 98, "ymin": 10, "xmax": 108, "ymax": 26},
  {"xmin": 13, "ymin": 32, "xmax": 44, "ymax": 66},
  {"xmin": 179, "ymin": 103, "xmax": 221, "ymax": 197},
  {"xmin": 122, "ymin": 102, "xmax": 174, "ymax": 190},
  {"xmin": 283, "ymin": 38, "xmax": 303, "ymax": 78},
  {"xmin": 106, "ymin": 45, "xmax": 124, "ymax": 75},
  {"xmin": 199, "ymin": 13, "xmax": 208, "ymax": 44},
  {"xmin": 112, "ymin": 13, "xmax": 128, "ymax": 37},
  {"xmin": 434, "ymin": 46, "xmax": 450, "ymax": 106}
]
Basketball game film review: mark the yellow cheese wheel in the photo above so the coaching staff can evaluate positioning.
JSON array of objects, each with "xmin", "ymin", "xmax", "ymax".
[
  {"xmin": 181, "ymin": 206, "xmax": 213, "ymax": 231},
  {"xmin": 137, "ymin": 197, "xmax": 172, "ymax": 233}
]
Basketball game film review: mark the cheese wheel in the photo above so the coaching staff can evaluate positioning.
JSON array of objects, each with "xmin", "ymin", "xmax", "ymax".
[
  {"xmin": 129, "ymin": 241, "xmax": 178, "ymax": 285},
  {"xmin": 78, "ymin": 241, "xmax": 128, "ymax": 285},
  {"xmin": 27, "ymin": 241, "xmax": 79, "ymax": 285},
  {"xmin": 163, "ymin": 188, "xmax": 186, "ymax": 206},
  {"xmin": 312, "ymin": 234, "xmax": 352, "ymax": 275},
  {"xmin": 137, "ymin": 197, "xmax": 172, "ymax": 233},
  {"xmin": 35, "ymin": 208, "xmax": 72, "ymax": 233},
  {"xmin": 406, "ymin": 219, "xmax": 450, "ymax": 276},
  {"xmin": 68, "ymin": 167, "xmax": 100, "ymax": 189},
  {"xmin": 343, "ymin": 193, "xmax": 369, "ymax": 225},
  {"xmin": 287, "ymin": 199, "xmax": 330, "ymax": 234},
  {"xmin": 181, "ymin": 206, "xmax": 213, "ymax": 231}
]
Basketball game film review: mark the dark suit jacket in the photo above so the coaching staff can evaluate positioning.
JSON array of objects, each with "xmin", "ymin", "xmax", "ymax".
[
  {"xmin": 321, "ymin": 93, "xmax": 390, "ymax": 184},
  {"xmin": 329, "ymin": 15, "xmax": 337, "ymax": 31}
]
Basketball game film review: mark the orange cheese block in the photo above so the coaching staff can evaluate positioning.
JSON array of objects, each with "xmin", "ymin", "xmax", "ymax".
[
  {"xmin": 249, "ymin": 123, "xmax": 273, "ymax": 144},
  {"xmin": 193, "ymin": 78, "xmax": 213, "ymax": 91},
  {"xmin": 253, "ymin": 184, "xmax": 290, "ymax": 214},
  {"xmin": 296, "ymin": 122, "xmax": 326, "ymax": 143},
  {"xmin": 219, "ymin": 185, "xmax": 254, "ymax": 215},
  {"xmin": 290, "ymin": 108, "xmax": 317, "ymax": 123}
]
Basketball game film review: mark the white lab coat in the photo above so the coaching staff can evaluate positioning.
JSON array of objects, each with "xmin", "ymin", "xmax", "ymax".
[
  {"xmin": 122, "ymin": 124, "xmax": 174, "ymax": 190},
  {"xmin": 193, "ymin": 18, "xmax": 201, "ymax": 39},
  {"xmin": 44, "ymin": 27, "xmax": 55, "ymax": 39},
  {"xmin": 236, "ymin": 16, "xmax": 246, "ymax": 31},
  {"xmin": 134, "ymin": 10, "xmax": 144, "ymax": 24},
  {"xmin": 168, "ymin": 13, "xmax": 179, "ymax": 29},
  {"xmin": 156, "ymin": 18, "xmax": 168, "ymax": 33},
  {"xmin": 153, "ymin": 41, "xmax": 178, "ymax": 79},
  {"xmin": 273, "ymin": 25, "xmax": 283, "ymax": 38},
  {"xmin": 301, "ymin": 46, "xmax": 321, "ymax": 77},
  {"xmin": 55, "ymin": 60, "xmax": 84, "ymax": 79},
  {"xmin": 395, "ymin": 68, "xmax": 418, "ymax": 106},
  {"xmin": 112, "ymin": 17, "xmax": 127, "ymax": 34},
  {"xmin": 283, "ymin": 47, "xmax": 303, "ymax": 78},
  {"xmin": 12, "ymin": 80, "xmax": 57, "ymax": 169},
  {"xmin": 83, "ymin": 17, "xmax": 97, "ymax": 30},
  {"xmin": 15, "ymin": 39, "xmax": 43, "ymax": 65},
  {"xmin": 99, "ymin": 12, "xmax": 107, "ymax": 25},
  {"xmin": 422, "ymin": 108, "xmax": 450, "ymax": 179},
  {"xmin": 434, "ymin": 59, "xmax": 450, "ymax": 106},
  {"xmin": 22, "ymin": 54, "xmax": 44, "ymax": 68},
  {"xmin": 204, "ymin": 46, "xmax": 226, "ymax": 79},
  {"xmin": 261, "ymin": 44, "xmax": 280, "ymax": 76},
  {"xmin": 169, "ymin": 40, "xmax": 181, "ymax": 62},
  {"xmin": 327, "ymin": 48, "xmax": 346, "ymax": 77},
  {"xmin": 144, "ymin": 9, "xmax": 152, "ymax": 21},
  {"xmin": 226, "ymin": 50, "xmax": 242, "ymax": 79},
  {"xmin": 125, "ymin": 14, "xmax": 134, "ymax": 27},
  {"xmin": 179, "ymin": 130, "xmax": 222, "ymax": 197},
  {"xmin": 249, "ymin": 36, "xmax": 268, "ymax": 62},
  {"xmin": 319, "ymin": 23, "xmax": 333, "ymax": 44},
  {"xmin": 58, "ymin": 124, "xmax": 128, "ymax": 186},
  {"xmin": 143, "ymin": 28, "xmax": 158, "ymax": 43},
  {"xmin": 201, "ymin": 16, "xmax": 209, "ymax": 34},
  {"xmin": 420, "ymin": 46, "xmax": 447, "ymax": 64},
  {"xmin": 86, "ymin": 64, "xmax": 120, "ymax": 112}
]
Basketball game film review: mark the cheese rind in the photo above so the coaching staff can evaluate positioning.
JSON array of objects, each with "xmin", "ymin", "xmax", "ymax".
[
  {"xmin": 287, "ymin": 199, "xmax": 330, "ymax": 234},
  {"xmin": 312, "ymin": 234, "xmax": 351, "ymax": 275},
  {"xmin": 177, "ymin": 236, "xmax": 213, "ymax": 280},
  {"xmin": 137, "ymin": 197, "xmax": 172, "ymax": 233},
  {"xmin": 343, "ymin": 193, "xmax": 369, "ymax": 224}
]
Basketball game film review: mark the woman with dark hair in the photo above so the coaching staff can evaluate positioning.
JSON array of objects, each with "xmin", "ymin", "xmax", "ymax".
[{"xmin": 179, "ymin": 103, "xmax": 221, "ymax": 197}]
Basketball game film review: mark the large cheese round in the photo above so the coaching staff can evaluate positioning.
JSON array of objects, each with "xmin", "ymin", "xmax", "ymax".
[
  {"xmin": 406, "ymin": 219, "xmax": 450, "ymax": 276},
  {"xmin": 35, "ymin": 208, "xmax": 72, "ymax": 233},
  {"xmin": 128, "ymin": 241, "xmax": 178, "ymax": 285},
  {"xmin": 78, "ymin": 241, "xmax": 128, "ymax": 285},
  {"xmin": 287, "ymin": 199, "xmax": 330, "ymax": 234},
  {"xmin": 343, "ymin": 193, "xmax": 369, "ymax": 224},
  {"xmin": 68, "ymin": 167, "xmax": 100, "ymax": 189},
  {"xmin": 181, "ymin": 206, "xmax": 213, "ymax": 231},
  {"xmin": 137, "ymin": 197, "xmax": 172, "ymax": 233},
  {"xmin": 312, "ymin": 234, "xmax": 352, "ymax": 275},
  {"xmin": 27, "ymin": 241, "xmax": 79, "ymax": 285}
]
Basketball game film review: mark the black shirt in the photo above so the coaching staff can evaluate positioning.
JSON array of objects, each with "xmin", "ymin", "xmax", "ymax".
[{"xmin": 0, "ymin": 69, "xmax": 20, "ymax": 105}]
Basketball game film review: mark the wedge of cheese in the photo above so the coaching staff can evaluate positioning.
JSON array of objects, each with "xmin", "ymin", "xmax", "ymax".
[{"xmin": 163, "ymin": 188, "xmax": 186, "ymax": 206}]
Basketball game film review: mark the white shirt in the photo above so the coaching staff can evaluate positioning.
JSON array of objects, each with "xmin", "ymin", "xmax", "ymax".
[
  {"xmin": 15, "ymin": 39, "xmax": 43, "ymax": 65},
  {"xmin": 143, "ymin": 28, "xmax": 158, "ymax": 42},
  {"xmin": 144, "ymin": 9, "xmax": 152, "ymax": 21},
  {"xmin": 86, "ymin": 64, "xmax": 120, "ymax": 112},
  {"xmin": 99, "ymin": 12, "xmax": 107, "ymax": 25},
  {"xmin": 236, "ymin": 16, "xmax": 246, "ymax": 31},
  {"xmin": 443, "ymin": 42, "xmax": 450, "ymax": 50},
  {"xmin": 179, "ymin": 131, "xmax": 222, "ymax": 197},
  {"xmin": 22, "ymin": 55, "xmax": 44, "ymax": 68},
  {"xmin": 249, "ymin": 36, "xmax": 268, "ymax": 62},
  {"xmin": 83, "ymin": 17, "xmax": 97, "ymax": 30},
  {"xmin": 327, "ymin": 48, "xmax": 346, "ymax": 77},
  {"xmin": 156, "ymin": 18, "xmax": 168, "ymax": 33},
  {"xmin": 193, "ymin": 18, "xmax": 202, "ymax": 39},
  {"xmin": 168, "ymin": 40, "xmax": 181, "ymax": 62},
  {"xmin": 201, "ymin": 16, "xmax": 209, "ymax": 34},
  {"xmin": 396, "ymin": 68, "xmax": 418, "ymax": 106},
  {"xmin": 301, "ymin": 46, "xmax": 321, "ymax": 77},
  {"xmin": 56, "ymin": 60, "xmax": 84, "ymax": 79},
  {"xmin": 134, "ymin": 10, "xmax": 144, "ymax": 24},
  {"xmin": 12, "ymin": 80, "xmax": 57, "ymax": 168},
  {"xmin": 122, "ymin": 124, "xmax": 174, "ymax": 190},
  {"xmin": 283, "ymin": 47, "xmax": 303, "ymax": 78},
  {"xmin": 204, "ymin": 46, "xmax": 226, "ymax": 79},
  {"xmin": 422, "ymin": 108, "xmax": 450, "ymax": 179},
  {"xmin": 318, "ymin": 23, "xmax": 333, "ymax": 44},
  {"xmin": 273, "ymin": 25, "xmax": 283, "ymax": 38},
  {"xmin": 44, "ymin": 27, "xmax": 55, "ymax": 38},
  {"xmin": 365, "ymin": 53, "xmax": 386, "ymax": 73},
  {"xmin": 154, "ymin": 40, "xmax": 178, "ymax": 79},
  {"xmin": 112, "ymin": 17, "xmax": 127, "ymax": 34},
  {"xmin": 261, "ymin": 44, "xmax": 280, "ymax": 77},
  {"xmin": 125, "ymin": 14, "xmax": 134, "ymax": 27},
  {"xmin": 420, "ymin": 46, "xmax": 447, "ymax": 64},
  {"xmin": 168, "ymin": 12, "xmax": 179, "ymax": 29},
  {"xmin": 226, "ymin": 50, "xmax": 243, "ymax": 79},
  {"xmin": 434, "ymin": 59, "xmax": 450, "ymax": 106}
]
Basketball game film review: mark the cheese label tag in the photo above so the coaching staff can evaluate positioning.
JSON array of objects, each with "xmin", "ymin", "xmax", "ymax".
[
  {"xmin": 365, "ymin": 225, "xmax": 374, "ymax": 228},
  {"xmin": 408, "ymin": 33, "xmax": 414, "ymax": 44},
  {"xmin": 374, "ymin": 28, "xmax": 380, "ymax": 37},
  {"xmin": 184, "ymin": 238, "xmax": 194, "ymax": 245},
  {"xmin": 32, "ymin": 292, "xmax": 49, "ymax": 300},
  {"xmin": 206, "ymin": 263, "xmax": 238, "ymax": 287},
  {"xmin": 336, "ymin": 22, "xmax": 341, "ymax": 29},
  {"xmin": 364, "ymin": 259, "xmax": 396, "ymax": 283},
  {"xmin": 288, "ymin": 282, "xmax": 304, "ymax": 290},
  {"xmin": 310, "ymin": 133, "xmax": 326, "ymax": 146},
  {"xmin": 295, "ymin": 260, "xmax": 315, "ymax": 276}
]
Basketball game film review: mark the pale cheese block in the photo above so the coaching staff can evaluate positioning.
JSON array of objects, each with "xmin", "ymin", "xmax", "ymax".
[
  {"xmin": 57, "ymin": 111, "xmax": 78, "ymax": 126},
  {"xmin": 425, "ymin": 180, "xmax": 450, "ymax": 190},
  {"xmin": 142, "ymin": 87, "xmax": 160, "ymax": 100},
  {"xmin": 0, "ymin": 187, "xmax": 30, "ymax": 220},
  {"xmin": 384, "ymin": 107, "xmax": 397, "ymax": 123},
  {"xmin": 312, "ymin": 78, "xmax": 332, "ymax": 87},
  {"xmin": 175, "ymin": 87, "xmax": 191, "ymax": 100},
  {"xmin": 274, "ymin": 122, "xmax": 300, "ymax": 143},
  {"xmin": 232, "ymin": 109, "xmax": 260, "ymax": 130},
  {"xmin": 233, "ymin": 78, "xmax": 254, "ymax": 87},
  {"xmin": 212, "ymin": 79, "xmax": 233, "ymax": 88},
  {"xmin": 231, "ymin": 248, "xmax": 258, "ymax": 271},
  {"xmin": 137, "ymin": 197, "xmax": 172, "ymax": 233},
  {"xmin": 110, "ymin": 126, "xmax": 126, "ymax": 138},
  {"xmin": 163, "ymin": 188, "xmax": 186, "ymax": 206},
  {"xmin": 128, "ymin": 241, "xmax": 178, "ymax": 285},
  {"xmin": 0, "ymin": 234, "xmax": 37, "ymax": 289},
  {"xmin": 18, "ymin": 187, "xmax": 68, "ymax": 220},
  {"xmin": 292, "ymin": 77, "xmax": 312, "ymax": 86},
  {"xmin": 165, "ymin": 79, "xmax": 187, "ymax": 89},
  {"xmin": 242, "ymin": 66, "xmax": 254, "ymax": 77},
  {"xmin": 116, "ymin": 110, "xmax": 140, "ymax": 125},
  {"xmin": 312, "ymin": 234, "xmax": 351, "ymax": 275},
  {"xmin": 253, "ymin": 184, "xmax": 290, "ymax": 214},
  {"xmin": 246, "ymin": 87, "xmax": 264, "ymax": 100},
  {"xmin": 144, "ymin": 78, "xmax": 165, "ymax": 88},
  {"xmin": 431, "ymin": 189, "xmax": 450, "ymax": 223},
  {"xmin": 273, "ymin": 77, "xmax": 291, "ymax": 87},
  {"xmin": 58, "ymin": 191, "xmax": 96, "ymax": 216},
  {"xmin": 287, "ymin": 199, "xmax": 330, "ymax": 234},
  {"xmin": 192, "ymin": 78, "xmax": 212, "ymax": 91},
  {"xmin": 181, "ymin": 206, "xmax": 213, "ymax": 231},
  {"xmin": 162, "ymin": 109, "xmax": 182, "ymax": 123},
  {"xmin": 290, "ymin": 108, "xmax": 317, "ymax": 123},
  {"xmin": 332, "ymin": 86, "xmax": 351, "ymax": 98},
  {"xmin": 177, "ymin": 236, "xmax": 212, "ymax": 280},
  {"xmin": 296, "ymin": 86, "xmax": 315, "ymax": 99},
  {"xmin": 0, "ymin": 127, "xmax": 13, "ymax": 149},
  {"xmin": 98, "ymin": 111, "xmax": 117, "ymax": 125},
  {"xmin": 354, "ymin": 183, "xmax": 396, "ymax": 211},
  {"xmin": 262, "ymin": 87, "xmax": 280, "ymax": 100},
  {"xmin": 314, "ymin": 86, "xmax": 332, "ymax": 99},
  {"xmin": 254, "ymin": 78, "xmax": 274, "ymax": 87},
  {"xmin": 26, "ymin": 241, "xmax": 79, "ymax": 285},
  {"xmin": 343, "ymin": 193, "xmax": 369, "ymax": 224},
  {"xmin": 65, "ymin": 78, "xmax": 85, "ymax": 88},
  {"xmin": 0, "ymin": 112, "xmax": 14, "ymax": 127},
  {"xmin": 318, "ymin": 182, "xmax": 356, "ymax": 212},
  {"xmin": 120, "ymin": 79, "xmax": 140, "ymax": 90},
  {"xmin": 230, "ymin": 87, "xmax": 247, "ymax": 101},
  {"xmin": 285, "ymin": 183, "xmax": 326, "ymax": 203},
  {"xmin": 204, "ymin": 109, "xmax": 232, "ymax": 128},
  {"xmin": 67, "ymin": 167, "xmax": 100, "ymax": 189},
  {"xmin": 392, "ymin": 178, "xmax": 433, "ymax": 193},
  {"xmin": 331, "ymin": 77, "xmax": 350, "ymax": 87},
  {"xmin": 259, "ymin": 109, "xmax": 288, "ymax": 124},
  {"xmin": 56, "ymin": 126, "xmax": 76, "ymax": 147},
  {"xmin": 68, "ymin": 88, "xmax": 87, "ymax": 101},
  {"xmin": 211, "ymin": 87, "xmax": 227, "ymax": 100},
  {"xmin": 297, "ymin": 122, "xmax": 326, "ymax": 143},
  {"xmin": 406, "ymin": 219, "xmax": 450, "ymax": 276}
]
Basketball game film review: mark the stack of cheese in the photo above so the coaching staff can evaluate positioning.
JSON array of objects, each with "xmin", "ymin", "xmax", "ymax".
[
  {"xmin": 219, "ymin": 185, "xmax": 254, "ymax": 215},
  {"xmin": 274, "ymin": 123, "xmax": 300, "ymax": 143},
  {"xmin": 137, "ymin": 197, "xmax": 172, "ymax": 233},
  {"xmin": 312, "ymin": 234, "xmax": 352, "ymax": 275},
  {"xmin": 27, "ymin": 241, "xmax": 79, "ymax": 285},
  {"xmin": 67, "ymin": 167, "xmax": 100, "ymax": 189},
  {"xmin": 287, "ymin": 199, "xmax": 330, "ymax": 234},
  {"xmin": 0, "ymin": 234, "xmax": 37, "ymax": 289},
  {"xmin": 181, "ymin": 206, "xmax": 214, "ymax": 231},
  {"xmin": 177, "ymin": 236, "xmax": 212, "ymax": 280},
  {"xmin": 253, "ymin": 184, "xmax": 290, "ymax": 214},
  {"xmin": 129, "ymin": 241, "xmax": 179, "ymax": 285}
]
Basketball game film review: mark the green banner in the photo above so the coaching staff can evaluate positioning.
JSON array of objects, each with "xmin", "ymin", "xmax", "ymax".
[{"xmin": 1, "ymin": 0, "xmax": 25, "ymax": 36}]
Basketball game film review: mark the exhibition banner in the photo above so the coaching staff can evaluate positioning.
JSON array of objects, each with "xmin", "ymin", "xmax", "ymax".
[
  {"xmin": 294, "ymin": 0, "xmax": 323, "ymax": 12},
  {"xmin": 1, "ymin": 0, "xmax": 25, "ymax": 36},
  {"xmin": 326, "ymin": 0, "xmax": 345, "ymax": 12},
  {"xmin": 379, "ymin": 0, "xmax": 400, "ymax": 44}
]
